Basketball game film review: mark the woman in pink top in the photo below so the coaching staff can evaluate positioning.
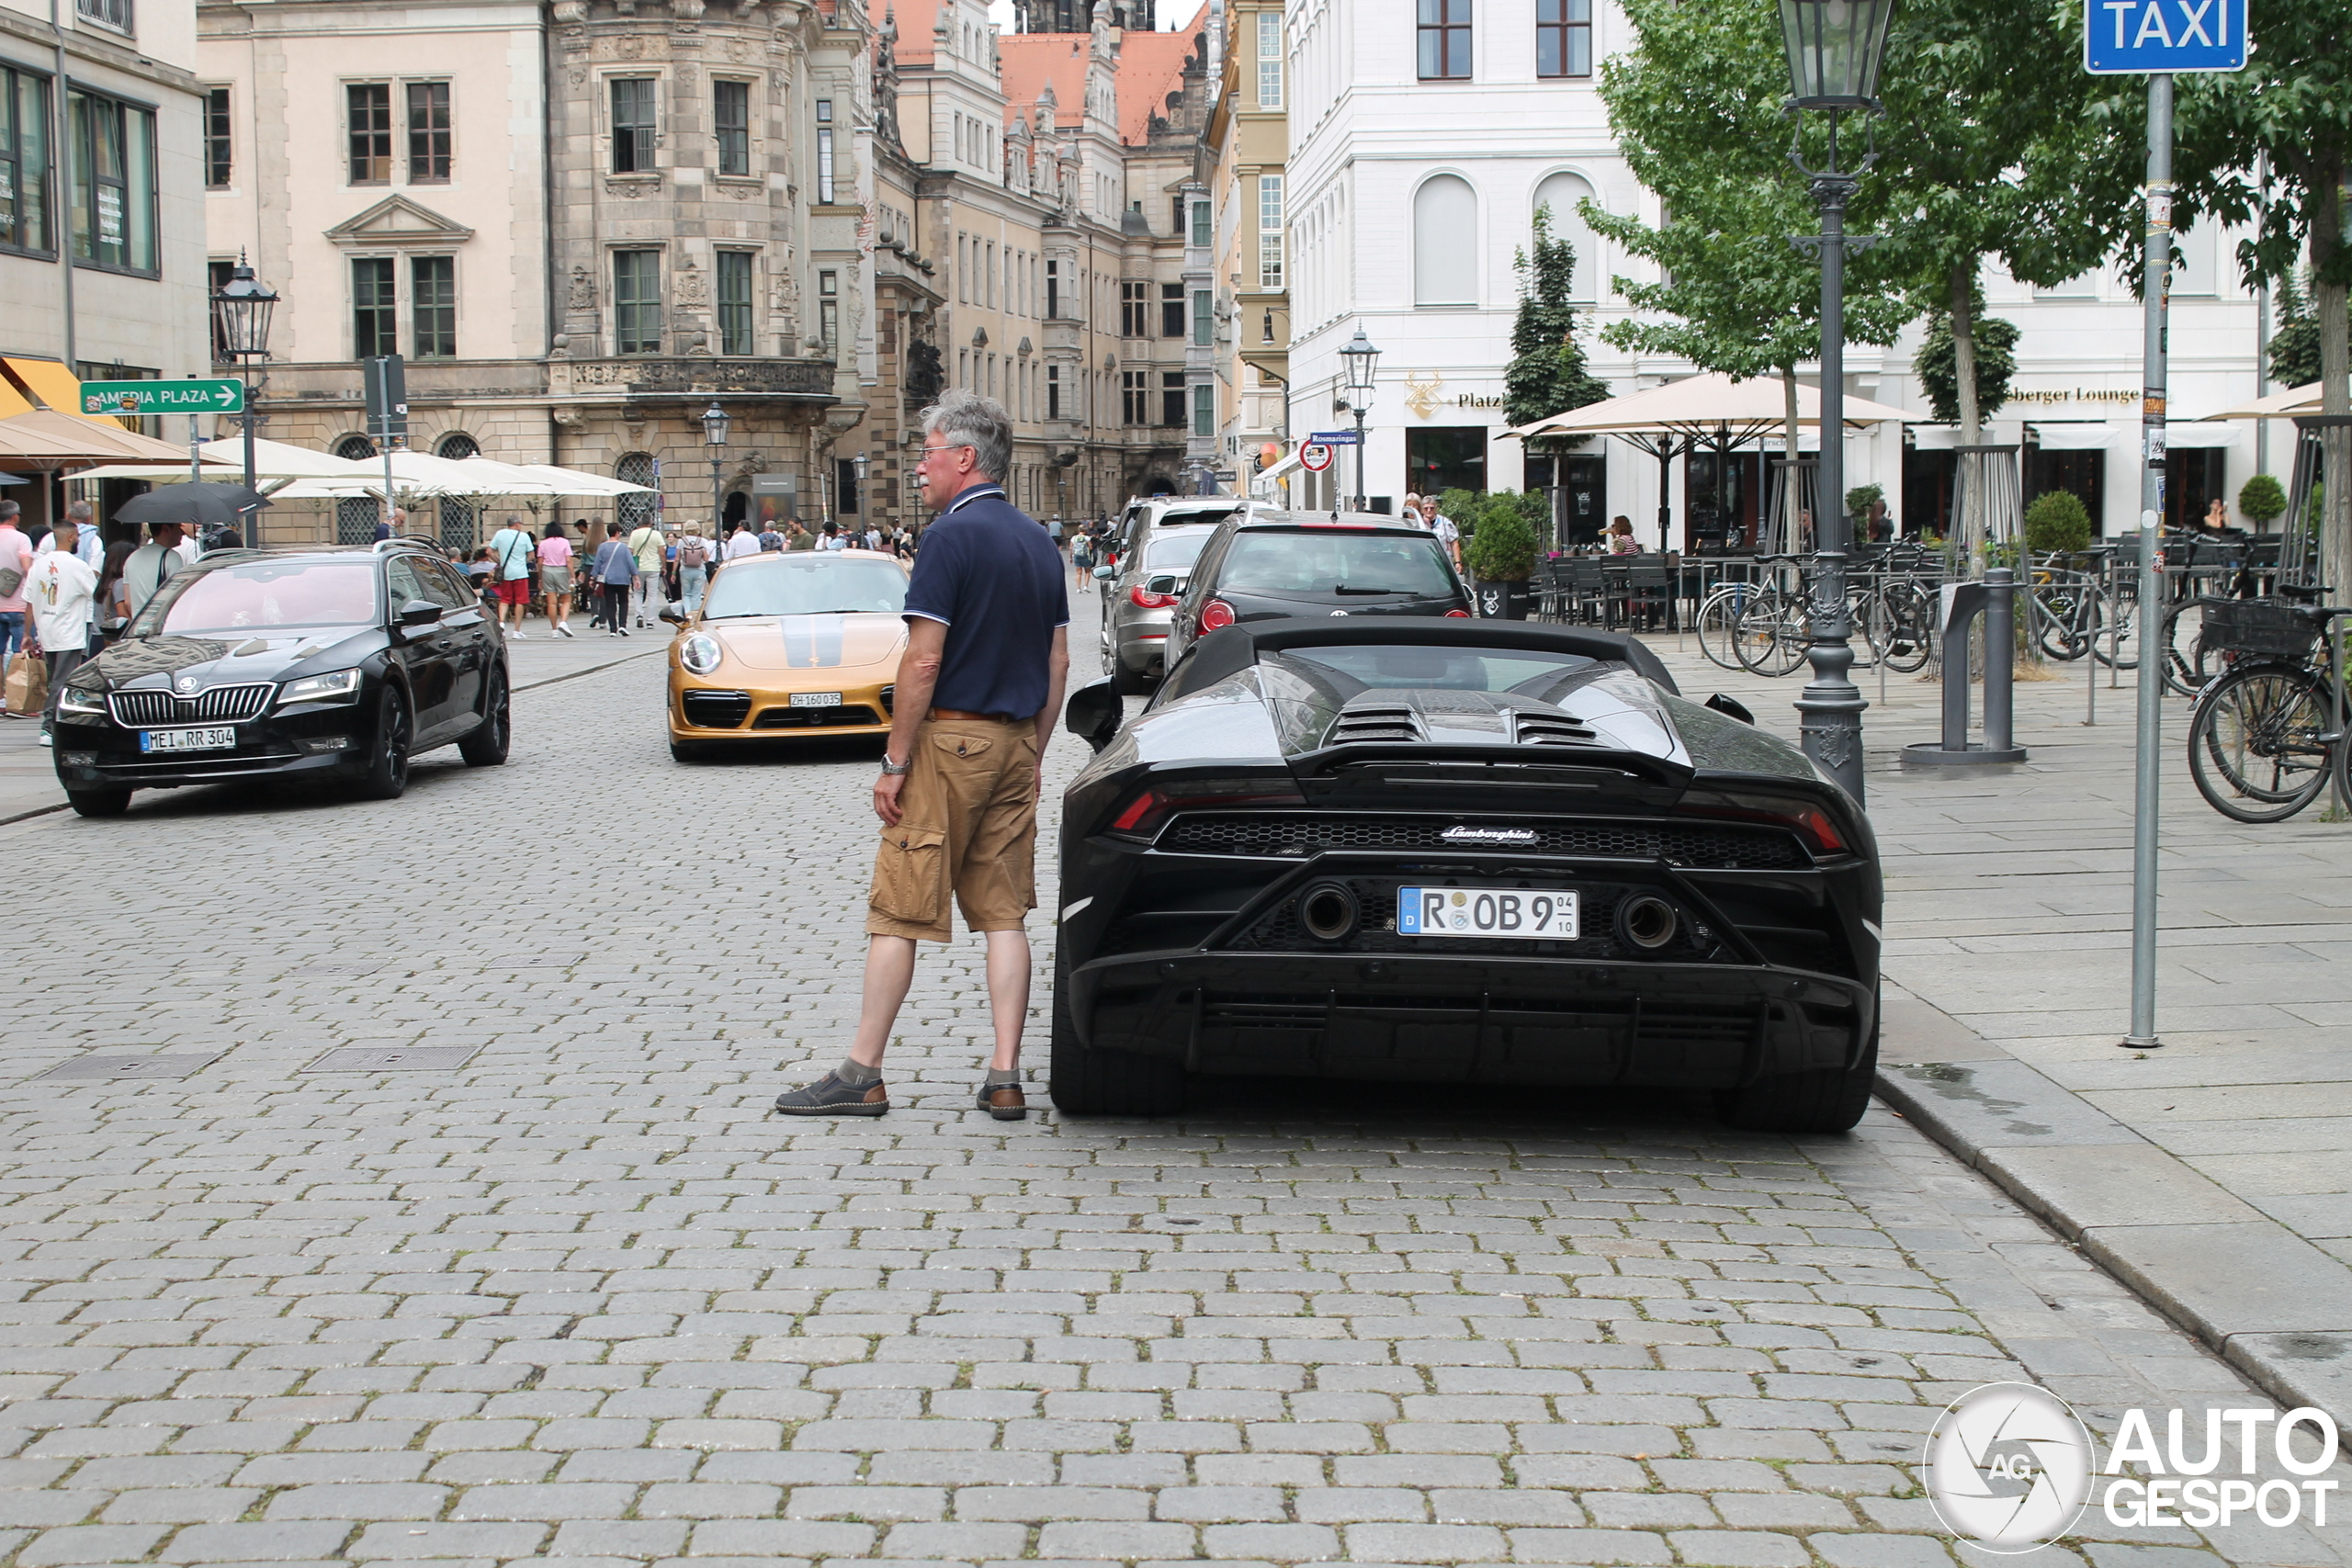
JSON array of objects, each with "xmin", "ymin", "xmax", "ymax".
[
  {"xmin": 537, "ymin": 521, "xmax": 577, "ymax": 637},
  {"xmin": 0, "ymin": 502, "xmax": 32, "ymax": 688}
]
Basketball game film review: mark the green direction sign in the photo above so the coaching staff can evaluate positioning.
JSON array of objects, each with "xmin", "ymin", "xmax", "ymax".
[{"xmin": 79, "ymin": 378, "xmax": 244, "ymax": 417}]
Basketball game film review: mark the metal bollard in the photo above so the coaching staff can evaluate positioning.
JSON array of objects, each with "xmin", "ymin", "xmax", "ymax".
[
  {"xmin": 1984, "ymin": 567, "xmax": 2016, "ymax": 755},
  {"xmin": 1905, "ymin": 570, "xmax": 2029, "ymax": 767}
]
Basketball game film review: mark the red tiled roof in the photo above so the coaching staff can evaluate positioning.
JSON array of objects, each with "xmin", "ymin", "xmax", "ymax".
[
  {"xmin": 999, "ymin": 33, "xmax": 1090, "ymax": 130},
  {"xmin": 884, "ymin": 0, "xmax": 944, "ymax": 67},
  {"xmin": 1114, "ymin": 5, "xmax": 1204, "ymax": 146}
]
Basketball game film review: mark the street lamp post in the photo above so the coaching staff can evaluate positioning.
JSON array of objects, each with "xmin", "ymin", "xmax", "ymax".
[
  {"xmin": 700, "ymin": 402, "xmax": 729, "ymax": 561},
  {"xmin": 853, "ymin": 452, "xmax": 870, "ymax": 538},
  {"xmin": 1340, "ymin": 327, "xmax": 1380, "ymax": 513},
  {"xmin": 1779, "ymin": 0, "xmax": 1894, "ymax": 806},
  {"xmin": 209, "ymin": 252, "xmax": 279, "ymax": 545}
]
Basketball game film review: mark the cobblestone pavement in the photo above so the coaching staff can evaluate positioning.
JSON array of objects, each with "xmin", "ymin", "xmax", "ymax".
[{"xmin": 0, "ymin": 588, "xmax": 2345, "ymax": 1568}]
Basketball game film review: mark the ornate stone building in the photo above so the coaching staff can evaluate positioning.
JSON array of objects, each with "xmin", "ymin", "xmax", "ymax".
[
  {"xmin": 201, "ymin": 0, "xmax": 1220, "ymax": 543},
  {"xmin": 203, "ymin": 0, "xmax": 862, "ymax": 545}
]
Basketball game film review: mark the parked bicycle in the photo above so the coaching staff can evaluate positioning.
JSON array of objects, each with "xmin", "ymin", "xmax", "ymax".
[{"xmin": 2184, "ymin": 587, "xmax": 2352, "ymax": 822}]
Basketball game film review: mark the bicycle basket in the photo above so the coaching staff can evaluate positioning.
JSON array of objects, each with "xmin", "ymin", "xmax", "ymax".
[{"xmin": 2197, "ymin": 598, "xmax": 2323, "ymax": 663}]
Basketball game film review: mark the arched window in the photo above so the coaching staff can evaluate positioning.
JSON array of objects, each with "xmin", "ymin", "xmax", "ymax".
[
  {"xmin": 334, "ymin": 435, "xmax": 380, "ymax": 546},
  {"xmin": 1415, "ymin": 175, "xmax": 1476, "ymax": 308},
  {"xmin": 616, "ymin": 452, "xmax": 658, "ymax": 532},
  {"xmin": 1532, "ymin": 172, "xmax": 1600, "ymax": 304},
  {"xmin": 436, "ymin": 433, "xmax": 480, "ymax": 549}
]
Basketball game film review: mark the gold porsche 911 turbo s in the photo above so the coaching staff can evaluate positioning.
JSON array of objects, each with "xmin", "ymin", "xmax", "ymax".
[{"xmin": 663, "ymin": 548, "xmax": 910, "ymax": 761}]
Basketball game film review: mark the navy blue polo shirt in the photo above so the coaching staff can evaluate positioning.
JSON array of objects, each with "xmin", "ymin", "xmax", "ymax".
[{"xmin": 902, "ymin": 482, "xmax": 1069, "ymax": 718}]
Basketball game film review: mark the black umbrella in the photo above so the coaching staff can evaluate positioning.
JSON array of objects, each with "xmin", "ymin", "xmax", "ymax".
[{"xmin": 112, "ymin": 482, "xmax": 271, "ymax": 528}]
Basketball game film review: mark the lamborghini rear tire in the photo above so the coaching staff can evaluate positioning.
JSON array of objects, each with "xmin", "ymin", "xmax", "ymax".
[
  {"xmin": 1714, "ymin": 1000, "xmax": 1878, "ymax": 1134},
  {"xmin": 1047, "ymin": 983, "xmax": 1183, "ymax": 1117}
]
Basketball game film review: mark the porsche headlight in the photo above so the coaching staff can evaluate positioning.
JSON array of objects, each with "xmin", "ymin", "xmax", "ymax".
[
  {"xmin": 680, "ymin": 634, "xmax": 723, "ymax": 676},
  {"xmin": 279, "ymin": 668, "xmax": 365, "ymax": 705},
  {"xmin": 56, "ymin": 684, "xmax": 107, "ymax": 716}
]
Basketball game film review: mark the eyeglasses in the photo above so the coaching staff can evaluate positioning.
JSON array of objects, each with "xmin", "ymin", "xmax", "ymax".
[{"xmin": 917, "ymin": 444, "xmax": 972, "ymax": 459}]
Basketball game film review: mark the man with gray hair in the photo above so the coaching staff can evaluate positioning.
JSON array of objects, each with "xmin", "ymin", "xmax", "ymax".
[
  {"xmin": 45, "ymin": 502, "xmax": 102, "ymax": 567},
  {"xmin": 775, "ymin": 389, "xmax": 1070, "ymax": 1122}
]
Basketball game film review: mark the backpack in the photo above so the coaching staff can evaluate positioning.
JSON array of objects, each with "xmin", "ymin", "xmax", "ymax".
[{"xmin": 679, "ymin": 536, "xmax": 708, "ymax": 568}]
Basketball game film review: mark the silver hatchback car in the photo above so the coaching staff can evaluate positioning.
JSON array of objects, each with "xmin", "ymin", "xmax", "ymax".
[{"xmin": 1097, "ymin": 523, "xmax": 1219, "ymax": 694}]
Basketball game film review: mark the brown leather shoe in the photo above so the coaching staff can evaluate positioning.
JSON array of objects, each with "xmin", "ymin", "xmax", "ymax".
[{"xmin": 977, "ymin": 1080, "xmax": 1026, "ymax": 1121}]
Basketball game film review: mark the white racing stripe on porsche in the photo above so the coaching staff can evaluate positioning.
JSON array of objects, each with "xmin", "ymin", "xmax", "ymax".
[
  {"xmin": 1060, "ymin": 897, "xmax": 1092, "ymax": 923},
  {"xmin": 1862, "ymin": 919, "xmax": 1882, "ymax": 942}
]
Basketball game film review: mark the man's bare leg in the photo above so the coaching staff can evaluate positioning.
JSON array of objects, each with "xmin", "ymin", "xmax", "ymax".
[
  {"xmin": 847, "ymin": 934, "xmax": 919, "ymax": 1068},
  {"xmin": 984, "ymin": 928, "xmax": 1030, "ymax": 1073}
]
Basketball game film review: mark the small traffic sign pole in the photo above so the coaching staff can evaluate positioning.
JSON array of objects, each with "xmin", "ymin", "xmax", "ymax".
[{"xmin": 2086, "ymin": 0, "xmax": 2249, "ymax": 1051}]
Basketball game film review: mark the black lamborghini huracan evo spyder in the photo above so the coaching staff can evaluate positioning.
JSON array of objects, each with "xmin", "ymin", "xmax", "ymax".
[{"xmin": 1052, "ymin": 618, "xmax": 1881, "ymax": 1132}]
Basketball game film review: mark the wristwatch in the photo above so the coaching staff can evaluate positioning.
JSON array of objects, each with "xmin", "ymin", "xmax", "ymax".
[{"xmin": 879, "ymin": 751, "xmax": 910, "ymax": 776}]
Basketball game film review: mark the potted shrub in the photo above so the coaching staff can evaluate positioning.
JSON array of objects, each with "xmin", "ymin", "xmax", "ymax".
[
  {"xmin": 1463, "ymin": 500, "xmax": 1539, "ymax": 619},
  {"xmin": 2239, "ymin": 474, "xmax": 2288, "ymax": 532},
  {"xmin": 2023, "ymin": 490, "xmax": 2093, "ymax": 557}
]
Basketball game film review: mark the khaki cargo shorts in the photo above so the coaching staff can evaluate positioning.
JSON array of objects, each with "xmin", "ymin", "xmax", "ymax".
[{"xmin": 866, "ymin": 717, "xmax": 1041, "ymax": 943}]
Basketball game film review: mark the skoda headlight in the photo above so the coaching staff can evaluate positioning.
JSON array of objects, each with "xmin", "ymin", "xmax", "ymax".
[
  {"xmin": 57, "ymin": 684, "xmax": 107, "ymax": 716},
  {"xmin": 279, "ymin": 669, "xmax": 365, "ymax": 705},
  {"xmin": 680, "ymin": 634, "xmax": 723, "ymax": 676}
]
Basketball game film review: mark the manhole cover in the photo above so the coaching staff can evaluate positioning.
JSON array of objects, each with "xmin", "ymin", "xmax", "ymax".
[
  {"xmin": 303, "ymin": 1046, "xmax": 479, "ymax": 1074},
  {"xmin": 34, "ymin": 1053, "xmax": 223, "ymax": 1081},
  {"xmin": 288, "ymin": 962, "xmax": 386, "ymax": 978}
]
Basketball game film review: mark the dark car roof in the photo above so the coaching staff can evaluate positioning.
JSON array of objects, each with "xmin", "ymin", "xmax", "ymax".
[
  {"xmin": 1163, "ymin": 617, "xmax": 1681, "ymax": 701},
  {"xmin": 1226, "ymin": 510, "xmax": 1432, "ymax": 536}
]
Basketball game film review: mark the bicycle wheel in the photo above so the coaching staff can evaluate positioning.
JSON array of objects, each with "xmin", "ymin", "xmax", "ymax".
[
  {"xmin": 2092, "ymin": 590, "xmax": 2141, "ymax": 671},
  {"xmin": 1736, "ymin": 592, "xmax": 1808, "ymax": 677},
  {"xmin": 1695, "ymin": 589, "xmax": 1748, "ymax": 671},
  {"xmin": 2187, "ymin": 662, "xmax": 2333, "ymax": 822},
  {"xmin": 1877, "ymin": 582, "xmax": 1936, "ymax": 673},
  {"xmin": 2160, "ymin": 599, "xmax": 2220, "ymax": 697},
  {"xmin": 2032, "ymin": 580, "xmax": 2091, "ymax": 660}
]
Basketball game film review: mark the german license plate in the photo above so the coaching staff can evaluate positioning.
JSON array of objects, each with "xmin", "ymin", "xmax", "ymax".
[
  {"xmin": 789, "ymin": 691, "xmax": 842, "ymax": 708},
  {"xmin": 1397, "ymin": 886, "xmax": 1578, "ymax": 940},
  {"xmin": 140, "ymin": 727, "xmax": 237, "ymax": 754}
]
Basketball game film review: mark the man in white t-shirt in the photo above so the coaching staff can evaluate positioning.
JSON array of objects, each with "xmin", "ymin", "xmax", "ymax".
[
  {"xmin": 28, "ymin": 521, "xmax": 98, "ymax": 739},
  {"xmin": 723, "ymin": 522, "xmax": 761, "ymax": 559}
]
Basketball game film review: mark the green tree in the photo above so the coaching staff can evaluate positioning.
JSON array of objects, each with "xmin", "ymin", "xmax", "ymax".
[
  {"xmin": 1871, "ymin": 0, "xmax": 2141, "ymax": 448},
  {"xmin": 1585, "ymin": 0, "xmax": 1914, "ymax": 547},
  {"xmin": 2265, "ymin": 269, "xmax": 2347, "ymax": 389},
  {"xmin": 1914, "ymin": 310, "xmax": 2020, "ymax": 423},
  {"xmin": 2023, "ymin": 490, "xmax": 2092, "ymax": 554},
  {"xmin": 2170, "ymin": 6, "xmax": 2352, "ymax": 593},
  {"xmin": 1503, "ymin": 207, "xmax": 1611, "ymax": 434}
]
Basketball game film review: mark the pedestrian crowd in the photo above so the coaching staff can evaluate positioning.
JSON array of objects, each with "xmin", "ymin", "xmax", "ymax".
[{"xmin": 432, "ymin": 513, "xmax": 919, "ymax": 639}]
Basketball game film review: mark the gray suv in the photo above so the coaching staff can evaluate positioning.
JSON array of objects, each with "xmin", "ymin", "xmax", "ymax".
[
  {"xmin": 1114, "ymin": 495, "xmax": 1245, "ymax": 566},
  {"xmin": 1097, "ymin": 523, "xmax": 1218, "ymax": 694}
]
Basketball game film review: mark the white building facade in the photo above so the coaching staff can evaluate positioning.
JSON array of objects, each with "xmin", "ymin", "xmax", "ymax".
[{"xmin": 1281, "ymin": 0, "xmax": 2268, "ymax": 546}]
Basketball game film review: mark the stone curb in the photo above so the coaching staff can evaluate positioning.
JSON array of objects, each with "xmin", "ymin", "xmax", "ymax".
[{"xmin": 1874, "ymin": 1055, "xmax": 2352, "ymax": 1425}]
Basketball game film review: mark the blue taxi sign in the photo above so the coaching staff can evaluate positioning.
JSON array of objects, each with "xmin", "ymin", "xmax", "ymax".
[{"xmin": 2085, "ymin": 0, "xmax": 2247, "ymax": 73}]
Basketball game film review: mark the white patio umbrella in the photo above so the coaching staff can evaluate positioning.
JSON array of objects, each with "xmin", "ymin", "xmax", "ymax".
[
  {"xmin": 502, "ymin": 463, "xmax": 658, "ymax": 497},
  {"xmin": 290, "ymin": 450, "xmax": 567, "ymax": 499},
  {"xmin": 71, "ymin": 436, "xmax": 379, "ymax": 483},
  {"xmin": 1503, "ymin": 371, "xmax": 1912, "ymax": 443},
  {"xmin": 2204, "ymin": 382, "xmax": 2321, "ymax": 421}
]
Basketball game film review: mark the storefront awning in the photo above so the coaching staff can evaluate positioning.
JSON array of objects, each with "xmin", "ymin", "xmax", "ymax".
[
  {"xmin": 0, "ymin": 358, "xmax": 132, "ymax": 428},
  {"xmin": 2026, "ymin": 421, "xmax": 2240, "ymax": 451}
]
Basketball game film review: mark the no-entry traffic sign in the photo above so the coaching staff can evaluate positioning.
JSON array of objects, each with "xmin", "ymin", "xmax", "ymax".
[
  {"xmin": 2085, "ymin": 0, "xmax": 2246, "ymax": 73},
  {"xmin": 1300, "ymin": 443, "xmax": 1333, "ymax": 473}
]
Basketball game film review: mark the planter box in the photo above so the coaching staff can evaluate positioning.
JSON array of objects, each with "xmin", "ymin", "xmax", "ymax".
[{"xmin": 1474, "ymin": 578, "xmax": 1531, "ymax": 620}]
